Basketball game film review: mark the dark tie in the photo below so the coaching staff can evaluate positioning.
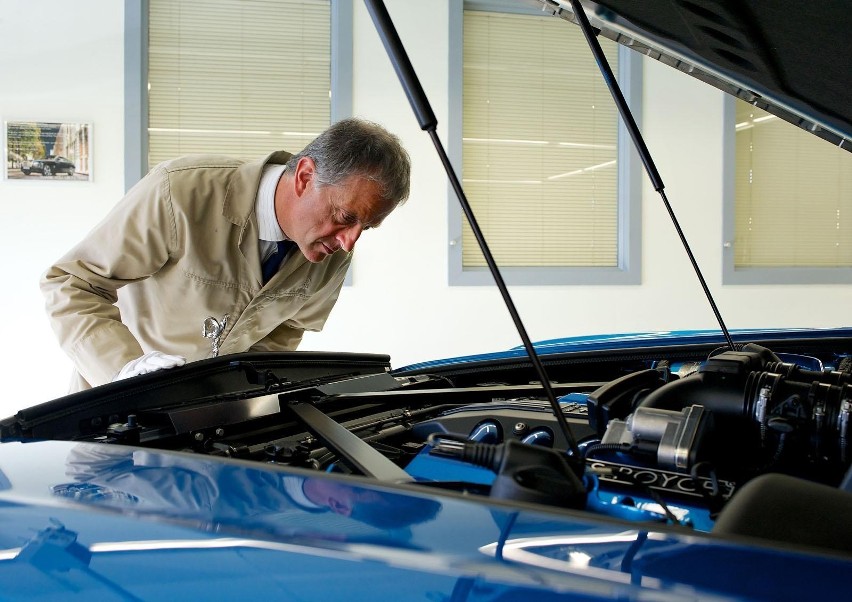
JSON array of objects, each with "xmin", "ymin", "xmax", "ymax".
[{"xmin": 262, "ymin": 240, "xmax": 295, "ymax": 284}]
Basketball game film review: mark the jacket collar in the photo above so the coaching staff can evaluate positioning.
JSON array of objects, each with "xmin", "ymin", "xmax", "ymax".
[{"xmin": 222, "ymin": 150, "xmax": 293, "ymax": 227}]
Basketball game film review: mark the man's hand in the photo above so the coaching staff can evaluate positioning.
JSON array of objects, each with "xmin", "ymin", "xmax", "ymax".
[{"xmin": 114, "ymin": 351, "xmax": 187, "ymax": 381}]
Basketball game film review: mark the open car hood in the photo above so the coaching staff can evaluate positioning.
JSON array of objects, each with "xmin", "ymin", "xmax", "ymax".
[{"xmin": 530, "ymin": 0, "xmax": 852, "ymax": 150}]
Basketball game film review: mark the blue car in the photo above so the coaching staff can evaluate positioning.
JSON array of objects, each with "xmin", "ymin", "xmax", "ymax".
[{"xmin": 2, "ymin": 1, "xmax": 851, "ymax": 600}]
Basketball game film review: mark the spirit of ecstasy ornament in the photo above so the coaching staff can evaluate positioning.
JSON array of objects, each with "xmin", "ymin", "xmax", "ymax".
[{"xmin": 202, "ymin": 314, "xmax": 229, "ymax": 358}]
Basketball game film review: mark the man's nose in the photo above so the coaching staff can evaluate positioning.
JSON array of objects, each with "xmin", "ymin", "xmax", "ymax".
[{"xmin": 336, "ymin": 224, "xmax": 363, "ymax": 252}]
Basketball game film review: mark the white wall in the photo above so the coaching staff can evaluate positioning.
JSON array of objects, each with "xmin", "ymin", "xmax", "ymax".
[
  {"xmin": 1, "ymin": 0, "xmax": 850, "ymax": 417},
  {"xmin": 0, "ymin": 1, "xmax": 126, "ymax": 412}
]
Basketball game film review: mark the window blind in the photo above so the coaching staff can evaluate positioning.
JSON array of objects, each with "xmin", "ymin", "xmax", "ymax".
[
  {"xmin": 148, "ymin": 0, "xmax": 331, "ymax": 170},
  {"xmin": 734, "ymin": 101, "xmax": 852, "ymax": 268},
  {"xmin": 462, "ymin": 10, "xmax": 619, "ymax": 268}
]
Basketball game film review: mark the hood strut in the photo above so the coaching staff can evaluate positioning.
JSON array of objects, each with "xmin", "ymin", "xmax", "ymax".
[
  {"xmin": 569, "ymin": 0, "xmax": 735, "ymax": 352},
  {"xmin": 364, "ymin": 0, "xmax": 582, "ymax": 465}
]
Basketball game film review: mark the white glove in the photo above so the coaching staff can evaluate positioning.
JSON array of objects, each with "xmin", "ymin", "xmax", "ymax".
[{"xmin": 114, "ymin": 351, "xmax": 187, "ymax": 381}]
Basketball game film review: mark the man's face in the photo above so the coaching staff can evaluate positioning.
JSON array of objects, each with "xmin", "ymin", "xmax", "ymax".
[{"xmin": 278, "ymin": 157, "xmax": 392, "ymax": 263}]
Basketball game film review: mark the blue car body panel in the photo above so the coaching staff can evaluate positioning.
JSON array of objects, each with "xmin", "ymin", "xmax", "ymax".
[
  {"xmin": 398, "ymin": 328, "xmax": 852, "ymax": 372},
  {"xmin": 0, "ymin": 440, "xmax": 850, "ymax": 600}
]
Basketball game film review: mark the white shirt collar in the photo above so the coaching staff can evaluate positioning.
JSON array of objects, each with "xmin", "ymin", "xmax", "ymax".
[{"xmin": 256, "ymin": 163, "xmax": 288, "ymax": 242}]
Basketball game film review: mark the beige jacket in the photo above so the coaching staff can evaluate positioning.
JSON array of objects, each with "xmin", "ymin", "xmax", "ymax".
[{"xmin": 41, "ymin": 152, "xmax": 351, "ymax": 391}]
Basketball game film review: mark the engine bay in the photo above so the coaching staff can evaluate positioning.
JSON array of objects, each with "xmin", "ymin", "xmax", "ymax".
[{"xmin": 4, "ymin": 337, "xmax": 852, "ymax": 551}]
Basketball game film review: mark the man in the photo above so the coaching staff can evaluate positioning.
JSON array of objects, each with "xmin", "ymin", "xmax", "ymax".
[{"xmin": 41, "ymin": 118, "xmax": 410, "ymax": 391}]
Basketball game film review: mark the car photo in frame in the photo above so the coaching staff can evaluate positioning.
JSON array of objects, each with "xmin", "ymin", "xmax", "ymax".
[{"xmin": 4, "ymin": 120, "xmax": 92, "ymax": 181}]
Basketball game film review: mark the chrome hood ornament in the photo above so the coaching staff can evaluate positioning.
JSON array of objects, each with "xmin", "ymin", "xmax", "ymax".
[{"xmin": 202, "ymin": 314, "xmax": 229, "ymax": 358}]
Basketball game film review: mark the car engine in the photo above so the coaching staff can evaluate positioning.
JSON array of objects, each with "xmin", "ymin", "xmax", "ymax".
[{"xmin": 3, "ymin": 339, "xmax": 852, "ymax": 545}]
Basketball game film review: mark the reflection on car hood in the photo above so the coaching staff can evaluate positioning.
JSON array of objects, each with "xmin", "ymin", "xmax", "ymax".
[
  {"xmin": 532, "ymin": 0, "xmax": 852, "ymax": 150},
  {"xmin": 0, "ymin": 439, "xmax": 850, "ymax": 600}
]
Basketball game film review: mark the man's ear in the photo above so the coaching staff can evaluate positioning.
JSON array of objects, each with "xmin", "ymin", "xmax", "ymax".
[{"xmin": 294, "ymin": 157, "xmax": 316, "ymax": 197}]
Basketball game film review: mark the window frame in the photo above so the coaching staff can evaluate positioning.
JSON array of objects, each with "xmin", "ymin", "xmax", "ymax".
[
  {"xmin": 721, "ymin": 96, "xmax": 852, "ymax": 285},
  {"xmin": 124, "ymin": 0, "xmax": 352, "ymax": 193},
  {"xmin": 448, "ymin": 0, "xmax": 642, "ymax": 286}
]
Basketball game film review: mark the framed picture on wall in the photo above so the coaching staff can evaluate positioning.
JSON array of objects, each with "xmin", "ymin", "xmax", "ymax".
[{"xmin": 4, "ymin": 121, "xmax": 92, "ymax": 181}]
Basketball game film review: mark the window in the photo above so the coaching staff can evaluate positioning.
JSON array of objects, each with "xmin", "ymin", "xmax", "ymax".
[
  {"xmin": 125, "ymin": 0, "xmax": 352, "ymax": 188},
  {"xmin": 449, "ymin": 1, "xmax": 641, "ymax": 285},
  {"xmin": 723, "ymin": 98, "xmax": 852, "ymax": 283}
]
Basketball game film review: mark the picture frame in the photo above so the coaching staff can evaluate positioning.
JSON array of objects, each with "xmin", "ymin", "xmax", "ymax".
[{"xmin": 4, "ymin": 120, "xmax": 92, "ymax": 181}]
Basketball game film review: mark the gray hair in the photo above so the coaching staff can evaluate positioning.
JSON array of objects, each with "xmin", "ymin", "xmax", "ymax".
[{"xmin": 286, "ymin": 118, "xmax": 411, "ymax": 208}]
